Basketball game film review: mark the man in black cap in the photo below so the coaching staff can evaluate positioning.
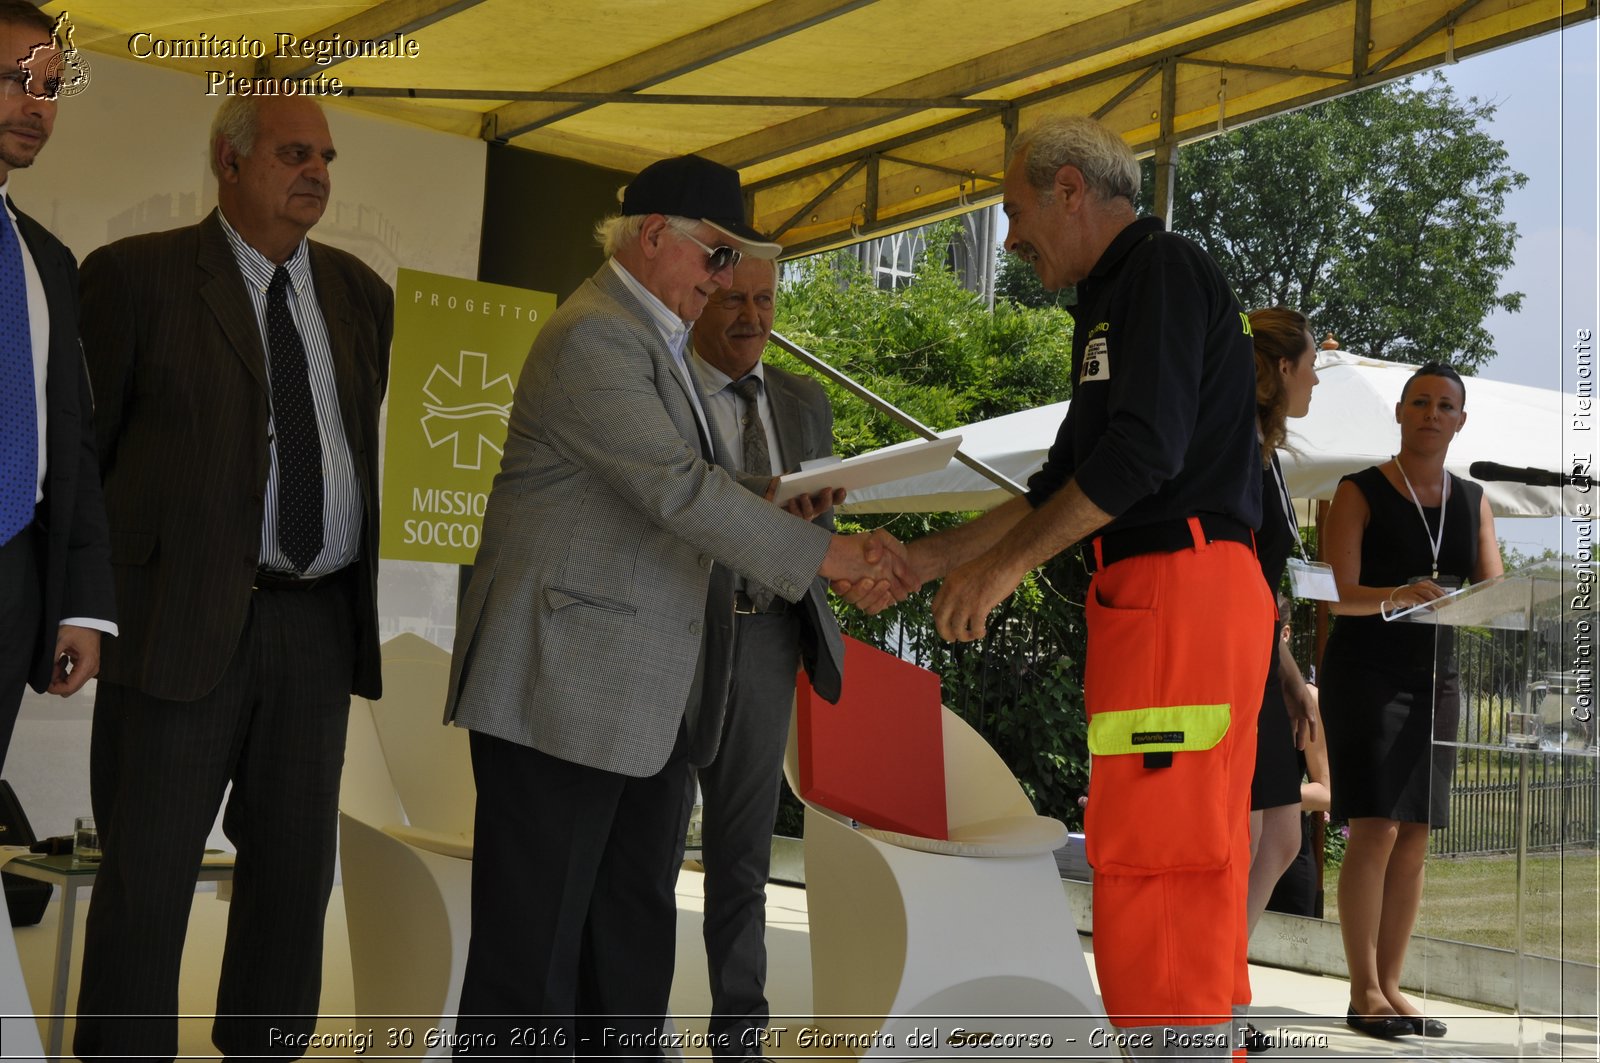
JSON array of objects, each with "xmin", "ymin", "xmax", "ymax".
[{"xmin": 446, "ymin": 154, "xmax": 903, "ymax": 1056}]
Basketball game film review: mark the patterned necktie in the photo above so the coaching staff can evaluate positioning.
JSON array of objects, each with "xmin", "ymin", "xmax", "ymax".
[
  {"xmin": 0, "ymin": 206, "xmax": 36, "ymax": 548},
  {"xmin": 266, "ymin": 266, "xmax": 324, "ymax": 573},
  {"xmin": 731, "ymin": 375, "xmax": 772, "ymax": 480},
  {"xmin": 732, "ymin": 375, "xmax": 775, "ymax": 610}
]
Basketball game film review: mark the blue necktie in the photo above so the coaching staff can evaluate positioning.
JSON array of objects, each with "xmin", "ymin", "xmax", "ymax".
[{"xmin": 0, "ymin": 204, "xmax": 36, "ymax": 548}]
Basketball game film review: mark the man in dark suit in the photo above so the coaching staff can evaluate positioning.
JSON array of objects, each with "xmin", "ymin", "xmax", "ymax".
[
  {"xmin": 0, "ymin": 1, "xmax": 114, "ymax": 771},
  {"xmin": 73, "ymin": 95, "xmax": 392, "ymax": 1061},
  {"xmin": 688, "ymin": 253, "xmax": 844, "ymax": 1059}
]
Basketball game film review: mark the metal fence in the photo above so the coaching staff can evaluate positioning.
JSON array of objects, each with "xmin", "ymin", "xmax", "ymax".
[{"xmin": 1435, "ymin": 625, "xmax": 1599, "ymax": 856}]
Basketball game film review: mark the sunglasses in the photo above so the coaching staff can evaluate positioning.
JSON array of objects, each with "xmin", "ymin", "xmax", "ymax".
[{"xmin": 677, "ymin": 229, "xmax": 742, "ymax": 273}]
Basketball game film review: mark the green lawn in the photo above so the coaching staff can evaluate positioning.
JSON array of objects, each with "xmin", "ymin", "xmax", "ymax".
[{"xmin": 1324, "ymin": 851, "xmax": 1599, "ymax": 958}]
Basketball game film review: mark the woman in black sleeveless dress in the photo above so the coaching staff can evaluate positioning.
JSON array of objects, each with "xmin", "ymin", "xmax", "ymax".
[{"xmin": 1320, "ymin": 363, "xmax": 1503, "ymax": 1040}]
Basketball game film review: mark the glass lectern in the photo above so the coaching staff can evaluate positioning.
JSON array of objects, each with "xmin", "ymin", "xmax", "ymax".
[{"xmin": 1392, "ymin": 563, "xmax": 1598, "ymax": 1055}]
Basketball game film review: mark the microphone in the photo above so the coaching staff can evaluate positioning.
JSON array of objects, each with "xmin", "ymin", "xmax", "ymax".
[{"xmin": 1468, "ymin": 461, "xmax": 1592, "ymax": 489}]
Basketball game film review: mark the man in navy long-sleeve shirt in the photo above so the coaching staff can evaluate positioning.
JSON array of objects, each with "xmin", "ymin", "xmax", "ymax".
[{"xmin": 841, "ymin": 115, "xmax": 1273, "ymax": 1061}]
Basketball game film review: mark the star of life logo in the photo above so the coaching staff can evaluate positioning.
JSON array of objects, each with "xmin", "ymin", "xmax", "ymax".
[
  {"xmin": 20, "ymin": 12, "xmax": 91, "ymax": 101},
  {"xmin": 421, "ymin": 351, "xmax": 514, "ymax": 470}
]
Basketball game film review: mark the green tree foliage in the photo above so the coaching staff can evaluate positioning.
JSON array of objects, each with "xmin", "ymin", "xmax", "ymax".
[
  {"xmin": 771, "ymin": 224, "xmax": 1075, "ymax": 455},
  {"xmin": 995, "ymin": 77, "xmax": 1524, "ymax": 373},
  {"xmin": 768, "ymin": 224, "xmax": 1092, "ymax": 828},
  {"xmin": 1172, "ymin": 76, "xmax": 1524, "ymax": 370}
]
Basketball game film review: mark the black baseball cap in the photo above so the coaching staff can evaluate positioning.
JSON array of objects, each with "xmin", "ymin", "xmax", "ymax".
[{"xmin": 620, "ymin": 154, "xmax": 782, "ymax": 260}]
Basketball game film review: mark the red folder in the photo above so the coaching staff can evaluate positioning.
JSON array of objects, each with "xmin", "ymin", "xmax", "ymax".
[{"xmin": 796, "ymin": 635, "xmax": 948, "ymax": 839}]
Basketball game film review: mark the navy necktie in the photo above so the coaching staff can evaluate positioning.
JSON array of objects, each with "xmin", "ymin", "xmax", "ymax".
[
  {"xmin": 266, "ymin": 266, "xmax": 324, "ymax": 572},
  {"xmin": 0, "ymin": 206, "xmax": 36, "ymax": 548}
]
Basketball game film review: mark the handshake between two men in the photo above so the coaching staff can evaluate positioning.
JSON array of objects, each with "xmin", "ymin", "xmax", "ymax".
[
  {"xmin": 770, "ymin": 483, "xmax": 912, "ymax": 618},
  {"xmin": 796, "ymin": 486, "xmax": 1075, "ymax": 644},
  {"xmin": 767, "ymin": 484, "xmax": 902, "ymax": 618}
]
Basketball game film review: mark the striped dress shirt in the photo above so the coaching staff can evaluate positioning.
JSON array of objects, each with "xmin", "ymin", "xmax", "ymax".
[{"xmin": 218, "ymin": 212, "xmax": 360, "ymax": 577}]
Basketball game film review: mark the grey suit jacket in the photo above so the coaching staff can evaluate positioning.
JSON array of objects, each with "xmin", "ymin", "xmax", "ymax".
[
  {"xmin": 692, "ymin": 362, "xmax": 845, "ymax": 765},
  {"xmin": 11, "ymin": 204, "xmax": 115, "ymax": 692},
  {"xmin": 445, "ymin": 265, "xmax": 832, "ymax": 778},
  {"xmin": 81, "ymin": 210, "xmax": 392, "ymax": 701}
]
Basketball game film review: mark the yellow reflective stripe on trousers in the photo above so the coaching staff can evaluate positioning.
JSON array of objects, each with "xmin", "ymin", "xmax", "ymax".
[{"xmin": 1086, "ymin": 703, "xmax": 1231, "ymax": 755}]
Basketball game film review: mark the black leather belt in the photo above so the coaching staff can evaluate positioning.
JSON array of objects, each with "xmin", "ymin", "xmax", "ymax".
[
  {"xmin": 1086, "ymin": 514, "xmax": 1254, "ymax": 573},
  {"xmin": 252, "ymin": 566, "xmax": 347, "ymax": 592},
  {"xmin": 734, "ymin": 590, "xmax": 792, "ymax": 615}
]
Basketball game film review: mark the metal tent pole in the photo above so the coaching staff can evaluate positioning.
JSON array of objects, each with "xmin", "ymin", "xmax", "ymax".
[{"xmin": 768, "ymin": 329, "xmax": 1027, "ymax": 497}]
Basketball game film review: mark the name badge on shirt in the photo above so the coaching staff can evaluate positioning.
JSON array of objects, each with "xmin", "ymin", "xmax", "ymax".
[
  {"xmin": 1080, "ymin": 337, "xmax": 1111, "ymax": 382},
  {"xmin": 1286, "ymin": 558, "xmax": 1340, "ymax": 602}
]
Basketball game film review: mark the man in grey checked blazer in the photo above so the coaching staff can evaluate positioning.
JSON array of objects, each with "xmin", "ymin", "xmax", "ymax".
[
  {"xmin": 688, "ymin": 253, "xmax": 844, "ymax": 1059},
  {"xmin": 445, "ymin": 155, "xmax": 901, "ymax": 1054}
]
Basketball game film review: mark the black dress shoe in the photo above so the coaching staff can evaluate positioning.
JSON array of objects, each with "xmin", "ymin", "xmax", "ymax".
[
  {"xmin": 1345, "ymin": 1008, "xmax": 1414, "ymax": 1039},
  {"xmin": 1406, "ymin": 1016, "xmax": 1447, "ymax": 1038},
  {"xmin": 1243, "ymin": 1023, "xmax": 1270, "ymax": 1053}
]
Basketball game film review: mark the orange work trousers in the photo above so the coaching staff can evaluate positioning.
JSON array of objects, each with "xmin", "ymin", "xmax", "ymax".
[{"xmin": 1082, "ymin": 525, "xmax": 1274, "ymax": 1030}]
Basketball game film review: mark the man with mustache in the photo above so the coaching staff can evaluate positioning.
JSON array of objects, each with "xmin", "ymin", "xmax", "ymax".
[
  {"xmin": 0, "ymin": 0, "xmax": 115, "ymax": 774},
  {"xmin": 73, "ymin": 95, "xmax": 392, "ymax": 1062},
  {"xmin": 687, "ymin": 252, "xmax": 843, "ymax": 1059}
]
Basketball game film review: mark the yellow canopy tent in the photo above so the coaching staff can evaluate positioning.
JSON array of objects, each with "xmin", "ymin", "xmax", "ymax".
[{"xmin": 47, "ymin": 0, "xmax": 1592, "ymax": 256}]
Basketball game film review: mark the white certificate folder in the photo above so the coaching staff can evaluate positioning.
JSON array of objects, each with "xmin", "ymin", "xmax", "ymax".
[{"xmin": 772, "ymin": 435, "xmax": 964, "ymax": 505}]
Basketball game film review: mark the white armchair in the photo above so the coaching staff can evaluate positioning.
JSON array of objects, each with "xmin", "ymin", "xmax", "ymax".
[
  {"xmin": 784, "ymin": 637, "xmax": 1103, "ymax": 1056},
  {"xmin": 341, "ymin": 633, "xmax": 472, "ymax": 1054}
]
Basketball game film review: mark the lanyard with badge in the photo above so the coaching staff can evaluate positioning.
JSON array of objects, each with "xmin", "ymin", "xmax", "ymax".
[
  {"xmin": 1275, "ymin": 458, "xmax": 1340, "ymax": 601},
  {"xmin": 1393, "ymin": 454, "xmax": 1453, "ymax": 585}
]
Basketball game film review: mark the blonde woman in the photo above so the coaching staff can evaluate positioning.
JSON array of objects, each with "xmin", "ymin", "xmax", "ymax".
[{"xmin": 1241, "ymin": 308, "xmax": 1320, "ymax": 1052}]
